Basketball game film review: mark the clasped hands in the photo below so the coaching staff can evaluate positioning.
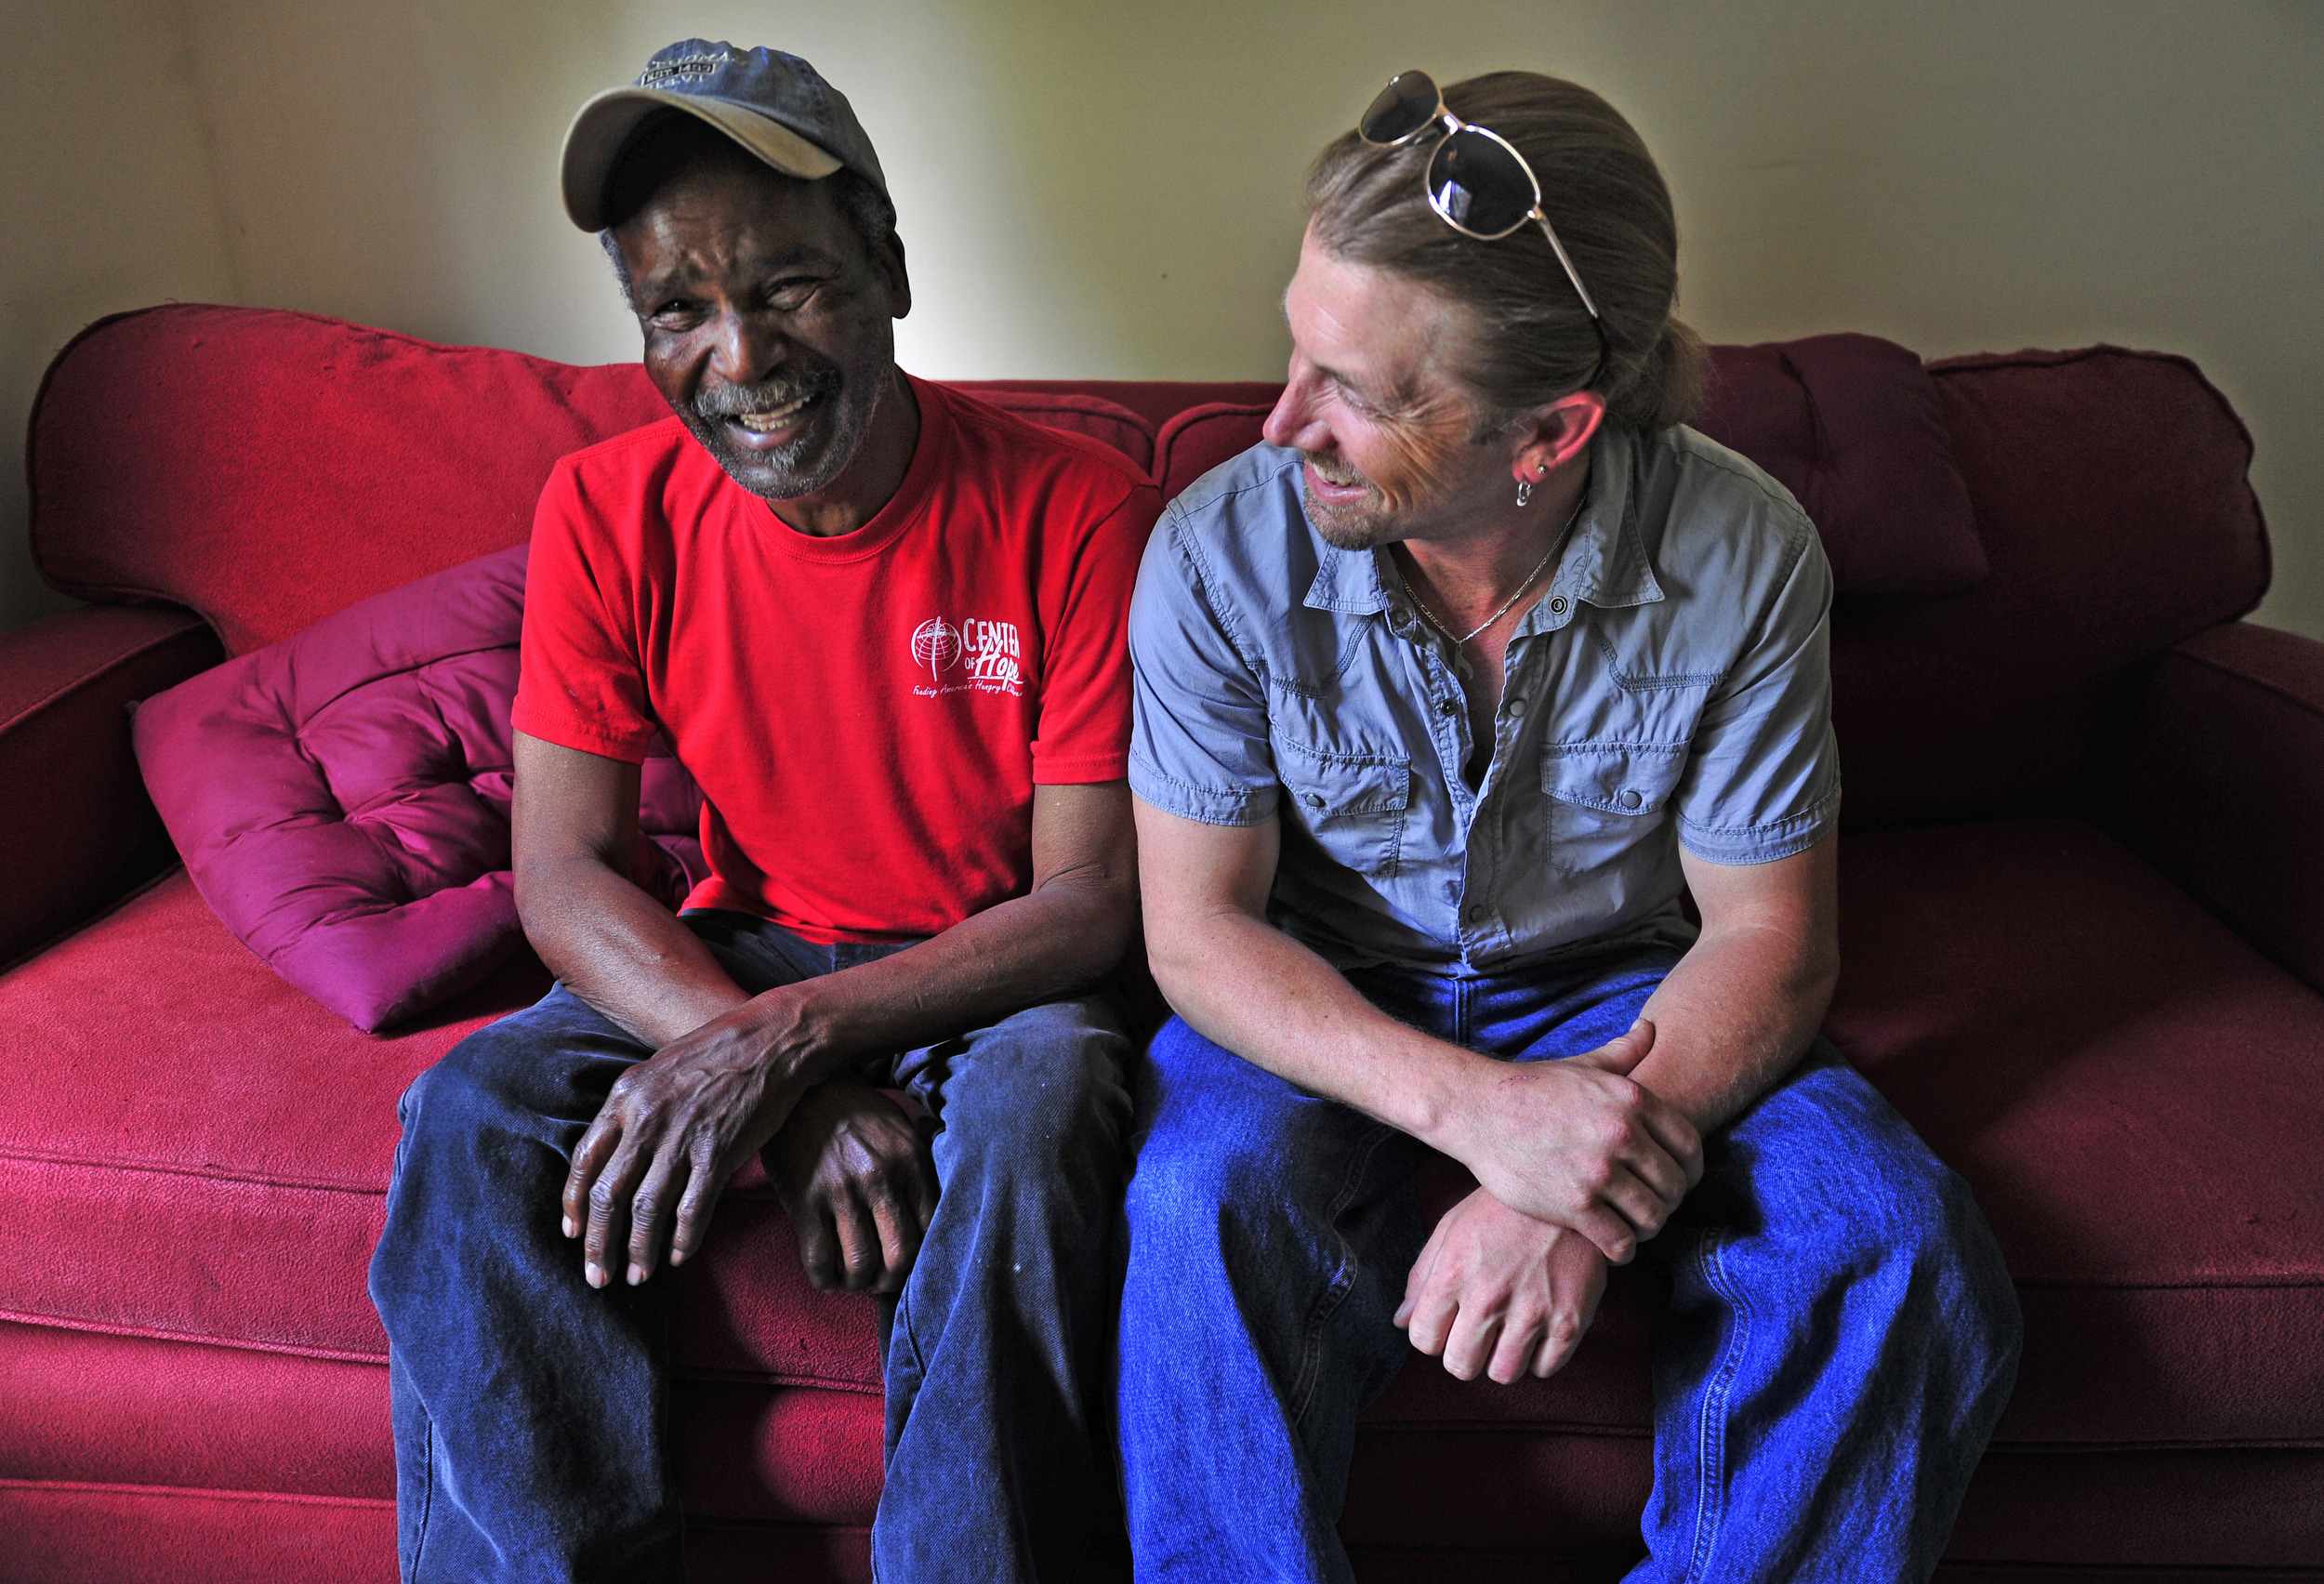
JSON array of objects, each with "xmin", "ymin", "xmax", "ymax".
[
  {"xmin": 559, "ymin": 993, "xmax": 937, "ymax": 1297},
  {"xmin": 1399, "ymin": 1019, "xmax": 1702, "ymax": 1385},
  {"xmin": 558, "ymin": 1004, "xmax": 1699, "ymax": 1389}
]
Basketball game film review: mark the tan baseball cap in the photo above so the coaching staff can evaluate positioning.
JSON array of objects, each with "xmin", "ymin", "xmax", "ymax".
[{"xmin": 561, "ymin": 40, "xmax": 889, "ymax": 231}]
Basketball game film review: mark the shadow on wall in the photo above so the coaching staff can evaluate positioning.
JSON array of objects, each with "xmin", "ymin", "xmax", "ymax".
[{"xmin": 0, "ymin": 0, "xmax": 237, "ymax": 632}]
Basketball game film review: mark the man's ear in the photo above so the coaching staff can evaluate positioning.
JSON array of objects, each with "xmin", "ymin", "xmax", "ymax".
[
  {"xmin": 1511, "ymin": 389, "xmax": 1605, "ymax": 484},
  {"xmin": 880, "ymin": 231, "xmax": 911, "ymax": 321}
]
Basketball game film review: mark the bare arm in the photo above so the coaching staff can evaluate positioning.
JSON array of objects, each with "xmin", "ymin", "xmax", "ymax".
[
  {"xmin": 1394, "ymin": 832, "xmax": 1841, "ymax": 1383},
  {"xmin": 516, "ymin": 732, "xmax": 1138, "ymax": 1287},
  {"xmin": 1134, "ymin": 795, "xmax": 1700, "ymax": 1265},
  {"xmin": 1632, "ymin": 835, "xmax": 1841, "ymax": 1135}
]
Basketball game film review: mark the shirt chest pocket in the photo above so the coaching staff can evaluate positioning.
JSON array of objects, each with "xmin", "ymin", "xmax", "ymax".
[
  {"xmin": 1277, "ymin": 741, "xmax": 1411, "ymax": 878},
  {"xmin": 1540, "ymin": 743, "xmax": 1687, "ymax": 878}
]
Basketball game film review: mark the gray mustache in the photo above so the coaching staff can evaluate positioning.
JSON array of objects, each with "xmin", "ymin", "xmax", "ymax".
[{"xmin": 693, "ymin": 367, "xmax": 839, "ymax": 422}]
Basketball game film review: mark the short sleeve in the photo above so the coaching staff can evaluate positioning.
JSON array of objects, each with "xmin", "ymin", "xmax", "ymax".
[
  {"xmin": 1027, "ymin": 481, "xmax": 1162, "ymax": 785},
  {"xmin": 1128, "ymin": 513, "xmax": 1282, "ymax": 826},
  {"xmin": 1672, "ymin": 521, "xmax": 1841, "ymax": 864},
  {"xmin": 510, "ymin": 460, "xmax": 658, "ymax": 764}
]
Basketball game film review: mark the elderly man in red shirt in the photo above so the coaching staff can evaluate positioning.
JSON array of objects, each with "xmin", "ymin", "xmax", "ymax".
[{"xmin": 368, "ymin": 40, "xmax": 1157, "ymax": 1584}]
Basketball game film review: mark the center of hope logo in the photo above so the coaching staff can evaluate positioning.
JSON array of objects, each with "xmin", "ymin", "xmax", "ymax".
[{"xmin": 909, "ymin": 615, "xmax": 1023, "ymax": 696}]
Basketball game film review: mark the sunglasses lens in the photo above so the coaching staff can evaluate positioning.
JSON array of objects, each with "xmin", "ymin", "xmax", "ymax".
[
  {"xmin": 1358, "ymin": 71, "xmax": 1440, "ymax": 144},
  {"xmin": 1427, "ymin": 128, "xmax": 1538, "ymax": 237}
]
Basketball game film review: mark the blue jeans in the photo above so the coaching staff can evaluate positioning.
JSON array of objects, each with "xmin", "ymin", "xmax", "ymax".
[
  {"xmin": 1115, "ymin": 946, "xmax": 2021, "ymax": 1582},
  {"xmin": 368, "ymin": 912, "xmax": 1134, "ymax": 1583}
]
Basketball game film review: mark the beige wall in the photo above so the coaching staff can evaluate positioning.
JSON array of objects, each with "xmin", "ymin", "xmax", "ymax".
[
  {"xmin": 0, "ymin": 0, "xmax": 237, "ymax": 631},
  {"xmin": 7, "ymin": 1, "xmax": 2320, "ymax": 639}
]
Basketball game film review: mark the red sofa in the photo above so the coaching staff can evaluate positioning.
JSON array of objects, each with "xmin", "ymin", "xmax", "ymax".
[{"xmin": 4, "ymin": 304, "xmax": 2320, "ymax": 1583}]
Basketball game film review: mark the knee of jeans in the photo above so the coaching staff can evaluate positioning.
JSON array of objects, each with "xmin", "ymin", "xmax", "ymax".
[
  {"xmin": 398, "ymin": 1024, "xmax": 539, "ymax": 1162},
  {"xmin": 944, "ymin": 1003, "xmax": 1131, "ymax": 1152},
  {"xmin": 1812, "ymin": 1147, "xmax": 2020, "ymax": 1350},
  {"xmin": 1121, "ymin": 1108, "xmax": 1279, "ymax": 1256}
]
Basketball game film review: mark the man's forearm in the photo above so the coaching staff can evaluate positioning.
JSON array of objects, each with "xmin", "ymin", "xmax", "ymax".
[
  {"xmin": 521, "ymin": 853, "xmax": 757, "ymax": 1046},
  {"xmin": 524, "ymin": 856, "xmax": 1133, "ymax": 1084},
  {"xmin": 748, "ymin": 874, "xmax": 1134, "ymax": 1074},
  {"xmin": 1148, "ymin": 907, "xmax": 1493, "ymax": 1147},
  {"xmin": 1149, "ymin": 903, "xmax": 1698, "ymax": 1263},
  {"xmin": 1631, "ymin": 917, "xmax": 1839, "ymax": 1137}
]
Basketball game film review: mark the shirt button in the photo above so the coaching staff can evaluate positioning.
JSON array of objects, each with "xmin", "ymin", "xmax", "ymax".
[
  {"xmin": 1303, "ymin": 791, "xmax": 1327, "ymax": 809},
  {"xmin": 1620, "ymin": 789, "xmax": 1644, "ymax": 809},
  {"xmin": 1435, "ymin": 696, "xmax": 1459, "ymax": 718},
  {"xmin": 1549, "ymin": 597, "xmax": 1569, "ymax": 615},
  {"xmin": 1465, "ymin": 904, "xmax": 1486, "ymax": 924},
  {"xmin": 1506, "ymin": 696, "xmax": 1525, "ymax": 716}
]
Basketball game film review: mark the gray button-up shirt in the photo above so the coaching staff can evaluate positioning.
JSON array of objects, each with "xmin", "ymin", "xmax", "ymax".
[{"xmin": 1128, "ymin": 422, "xmax": 1839, "ymax": 973}]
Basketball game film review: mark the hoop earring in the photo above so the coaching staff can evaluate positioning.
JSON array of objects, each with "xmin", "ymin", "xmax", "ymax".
[{"xmin": 1515, "ymin": 480, "xmax": 1535, "ymax": 508}]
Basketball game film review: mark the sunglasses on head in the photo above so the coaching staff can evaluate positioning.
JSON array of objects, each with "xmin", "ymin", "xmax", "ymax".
[{"xmin": 1358, "ymin": 70, "xmax": 1608, "ymax": 383}]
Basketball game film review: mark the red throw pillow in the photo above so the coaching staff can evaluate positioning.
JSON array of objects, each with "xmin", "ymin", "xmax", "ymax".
[{"xmin": 132, "ymin": 544, "xmax": 706, "ymax": 1032}]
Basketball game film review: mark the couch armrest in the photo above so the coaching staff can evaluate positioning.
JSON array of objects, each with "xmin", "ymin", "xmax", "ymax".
[
  {"xmin": 2109, "ymin": 621, "xmax": 2324, "ymax": 995},
  {"xmin": 0, "ymin": 604, "xmax": 223, "ymax": 967}
]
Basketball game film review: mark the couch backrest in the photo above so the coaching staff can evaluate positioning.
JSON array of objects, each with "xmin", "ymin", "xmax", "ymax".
[
  {"xmin": 29, "ymin": 306, "xmax": 1165, "ymax": 656},
  {"xmin": 30, "ymin": 306, "xmax": 2269, "ymax": 827},
  {"xmin": 1832, "ymin": 347, "xmax": 2267, "ymax": 825},
  {"xmin": 1128, "ymin": 347, "xmax": 2269, "ymax": 826}
]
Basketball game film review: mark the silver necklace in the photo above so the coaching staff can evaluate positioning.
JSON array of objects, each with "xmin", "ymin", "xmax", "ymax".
[{"xmin": 1404, "ymin": 495, "xmax": 1584, "ymax": 652}]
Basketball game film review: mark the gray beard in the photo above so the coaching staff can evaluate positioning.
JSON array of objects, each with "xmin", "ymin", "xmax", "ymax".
[
  {"xmin": 688, "ymin": 360, "xmax": 890, "ymax": 502},
  {"xmin": 1301, "ymin": 471, "xmax": 1396, "ymax": 550}
]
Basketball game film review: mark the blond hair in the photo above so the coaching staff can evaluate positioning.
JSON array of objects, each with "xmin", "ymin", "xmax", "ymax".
[{"xmin": 1306, "ymin": 72, "xmax": 1705, "ymax": 433}]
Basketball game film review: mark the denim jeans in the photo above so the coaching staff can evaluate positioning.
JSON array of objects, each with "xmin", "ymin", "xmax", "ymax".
[
  {"xmin": 367, "ymin": 911, "xmax": 1134, "ymax": 1584},
  {"xmin": 1114, "ymin": 945, "xmax": 2021, "ymax": 1583}
]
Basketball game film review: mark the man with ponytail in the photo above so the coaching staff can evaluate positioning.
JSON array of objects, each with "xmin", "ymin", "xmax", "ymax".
[{"xmin": 1119, "ymin": 70, "xmax": 2020, "ymax": 1581}]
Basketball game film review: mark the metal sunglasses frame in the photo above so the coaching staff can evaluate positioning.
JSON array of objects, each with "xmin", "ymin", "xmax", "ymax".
[{"xmin": 1359, "ymin": 69, "xmax": 1609, "ymax": 376}]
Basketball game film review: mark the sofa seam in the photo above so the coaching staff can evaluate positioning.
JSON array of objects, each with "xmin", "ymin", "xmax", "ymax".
[
  {"xmin": 0, "ymin": 1144, "xmax": 386, "ymax": 1197},
  {"xmin": 0, "ymin": 1307, "xmax": 385, "ymax": 1364},
  {"xmin": 2164, "ymin": 643, "xmax": 2324, "ymax": 725},
  {"xmin": 0, "ymin": 617, "xmax": 213, "ymax": 736},
  {"xmin": 0, "ymin": 1475, "xmax": 394, "ymax": 1509},
  {"xmin": 0, "ymin": 864, "xmax": 186, "ymax": 980},
  {"xmin": 0, "ymin": 1308, "xmax": 889, "ymax": 1394}
]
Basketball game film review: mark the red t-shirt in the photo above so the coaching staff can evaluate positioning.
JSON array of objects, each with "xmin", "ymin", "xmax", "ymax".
[{"xmin": 512, "ymin": 376, "xmax": 1160, "ymax": 944}]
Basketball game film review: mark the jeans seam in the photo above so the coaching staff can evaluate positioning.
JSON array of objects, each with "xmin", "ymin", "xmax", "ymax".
[
  {"xmin": 1287, "ymin": 1121, "xmax": 1395, "ymax": 1428},
  {"xmin": 1685, "ymin": 1230, "xmax": 1750, "ymax": 1583},
  {"xmin": 894, "ymin": 1282, "xmax": 931, "ymax": 1383},
  {"xmin": 409, "ymin": 1399, "xmax": 435, "ymax": 1580}
]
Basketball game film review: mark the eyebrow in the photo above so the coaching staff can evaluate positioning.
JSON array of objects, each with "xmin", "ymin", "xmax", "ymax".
[
  {"xmin": 1320, "ymin": 359, "xmax": 1432, "ymax": 420},
  {"xmin": 633, "ymin": 247, "xmax": 842, "ymax": 303},
  {"xmin": 1279, "ymin": 285, "xmax": 1430, "ymax": 418}
]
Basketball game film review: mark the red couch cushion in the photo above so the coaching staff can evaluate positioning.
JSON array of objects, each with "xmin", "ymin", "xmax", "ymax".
[
  {"xmin": 129, "ymin": 544, "xmax": 705, "ymax": 1032},
  {"xmin": 0, "ymin": 865, "xmax": 894, "ymax": 1555},
  {"xmin": 1332, "ymin": 816, "xmax": 2324, "ymax": 1567},
  {"xmin": 949, "ymin": 378, "xmax": 1281, "ymax": 440},
  {"xmin": 934, "ymin": 384, "xmax": 1157, "ymax": 473},
  {"xmin": 1828, "ymin": 817, "xmax": 2324, "ymax": 1450},
  {"xmin": 8, "ymin": 818, "xmax": 2318, "ymax": 1525},
  {"xmin": 1153, "ymin": 334, "xmax": 1986, "ymax": 599},
  {"xmin": 1696, "ymin": 333, "xmax": 1985, "ymax": 596},
  {"xmin": 1831, "ymin": 347, "xmax": 2270, "ymax": 827},
  {"xmin": 29, "ymin": 305, "xmax": 1157, "ymax": 657},
  {"xmin": 0, "ymin": 869, "xmax": 887, "ymax": 1389}
]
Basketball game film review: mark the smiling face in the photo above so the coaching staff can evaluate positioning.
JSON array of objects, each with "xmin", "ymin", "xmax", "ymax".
[
  {"xmin": 612, "ymin": 148, "xmax": 908, "ymax": 503},
  {"xmin": 1261, "ymin": 228, "xmax": 1504, "ymax": 549}
]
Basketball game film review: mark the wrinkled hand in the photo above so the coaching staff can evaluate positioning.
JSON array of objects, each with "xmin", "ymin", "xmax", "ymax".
[
  {"xmin": 1397, "ymin": 1186, "xmax": 1609, "ymax": 1384},
  {"xmin": 765, "ymin": 1078, "xmax": 940, "ymax": 1294},
  {"xmin": 1447, "ymin": 1019, "xmax": 1701, "ymax": 1263},
  {"xmin": 562, "ymin": 1000, "xmax": 803, "ymax": 1288}
]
